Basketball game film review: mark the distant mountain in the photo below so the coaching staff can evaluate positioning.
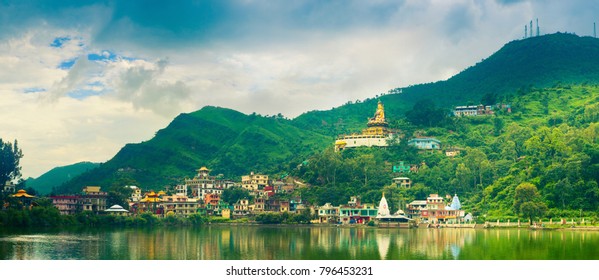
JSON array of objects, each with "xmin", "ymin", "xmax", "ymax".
[
  {"xmin": 57, "ymin": 33, "xmax": 599, "ymax": 193},
  {"xmin": 293, "ymin": 33, "xmax": 599, "ymax": 135},
  {"xmin": 26, "ymin": 162, "xmax": 100, "ymax": 195},
  {"xmin": 56, "ymin": 106, "xmax": 331, "ymax": 194}
]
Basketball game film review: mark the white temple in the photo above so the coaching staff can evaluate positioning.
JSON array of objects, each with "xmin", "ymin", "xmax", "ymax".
[{"xmin": 376, "ymin": 193, "xmax": 411, "ymax": 222}]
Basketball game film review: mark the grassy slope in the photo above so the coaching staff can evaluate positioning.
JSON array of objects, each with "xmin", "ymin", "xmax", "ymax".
[
  {"xmin": 25, "ymin": 162, "xmax": 100, "ymax": 195},
  {"xmin": 294, "ymin": 33, "xmax": 599, "ymax": 136},
  {"xmin": 56, "ymin": 106, "xmax": 331, "ymax": 193}
]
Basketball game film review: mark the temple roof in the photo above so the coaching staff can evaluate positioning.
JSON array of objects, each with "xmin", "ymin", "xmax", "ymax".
[
  {"xmin": 105, "ymin": 205, "xmax": 129, "ymax": 212},
  {"xmin": 449, "ymin": 194, "xmax": 461, "ymax": 210},
  {"xmin": 12, "ymin": 189, "xmax": 35, "ymax": 198}
]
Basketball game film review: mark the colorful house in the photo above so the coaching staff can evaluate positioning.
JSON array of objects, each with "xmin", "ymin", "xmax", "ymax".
[{"xmin": 408, "ymin": 137, "xmax": 441, "ymax": 150}]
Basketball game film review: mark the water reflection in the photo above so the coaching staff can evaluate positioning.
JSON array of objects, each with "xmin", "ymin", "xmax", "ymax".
[{"xmin": 1, "ymin": 227, "xmax": 599, "ymax": 260}]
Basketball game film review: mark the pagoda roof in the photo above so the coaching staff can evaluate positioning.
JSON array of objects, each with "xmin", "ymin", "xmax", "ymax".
[{"xmin": 12, "ymin": 189, "xmax": 35, "ymax": 198}]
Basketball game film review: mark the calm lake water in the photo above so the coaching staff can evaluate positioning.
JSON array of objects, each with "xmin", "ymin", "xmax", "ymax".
[{"xmin": 1, "ymin": 225, "xmax": 598, "ymax": 260}]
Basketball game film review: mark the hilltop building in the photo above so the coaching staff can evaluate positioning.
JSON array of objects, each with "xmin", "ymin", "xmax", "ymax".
[
  {"xmin": 407, "ymin": 137, "xmax": 441, "ymax": 150},
  {"xmin": 392, "ymin": 177, "xmax": 412, "ymax": 188},
  {"xmin": 334, "ymin": 100, "xmax": 394, "ymax": 152},
  {"xmin": 453, "ymin": 104, "xmax": 493, "ymax": 117}
]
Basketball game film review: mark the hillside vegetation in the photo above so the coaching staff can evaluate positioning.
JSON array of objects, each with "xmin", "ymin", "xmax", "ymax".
[
  {"xmin": 294, "ymin": 84, "xmax": 599, "ymax": 219},
  {"xmin": 53, "ymin": 33, "xmax": 599, "ymax": 220},
  {"xmin": 25, "ymin": 162, "xmax": 99, "ymax": 195},
  {"xmin": 294, "ymin": 33, "xmax": 599, "ymax": 136},
  {"xmin": 56, "ymin": 107, "xmax": 331, "ymax": 194}
]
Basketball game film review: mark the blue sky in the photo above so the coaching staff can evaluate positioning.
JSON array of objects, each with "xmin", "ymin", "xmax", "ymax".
[{"xmin": 1, "ymin": 0, "xmax": 598, "ymax": 178}]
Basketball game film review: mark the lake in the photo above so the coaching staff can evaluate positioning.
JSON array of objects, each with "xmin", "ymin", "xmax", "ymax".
[{"xmin": 1, "ymin": 225, "xmax": 598, "ymax": 260}]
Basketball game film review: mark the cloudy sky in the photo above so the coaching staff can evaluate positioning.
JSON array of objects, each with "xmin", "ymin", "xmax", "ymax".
[{"xmin": 1, "ymin": 0, "xmax": 597, "ymax": 178}]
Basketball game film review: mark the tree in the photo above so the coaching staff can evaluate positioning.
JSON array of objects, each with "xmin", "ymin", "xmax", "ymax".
[
  {"xmin": 405, "ymin": 99, "xmax": 447, "ymax": 127},
  {"xmin": 221, "ymin": 187, "xmax": 251, "ymax": 204},
  {"xmin": 0, "ymin": 139, "xmax": 23, "ymax": 184},
  {"xmin": 513, "ymin": 182, "xmax": 547, "ymax": 224}
]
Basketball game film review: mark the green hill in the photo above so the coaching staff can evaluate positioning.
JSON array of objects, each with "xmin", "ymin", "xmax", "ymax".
[
  {"xmin": 56, "ymin": 106, "xmax": 331, "ymax": 193},
  {"xmin": 293, "ymin": 33, "xmax": 599, "ymax": 136},
  {"xmin": 56, "ymin": 32, "xmax": 599, "ymax": 219},
  {"xmin": 25, "ymin": 162, "xmax": 100, "ymax": 195}
]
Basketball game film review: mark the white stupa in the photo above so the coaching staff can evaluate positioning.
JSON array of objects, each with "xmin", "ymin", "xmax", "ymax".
[{"xmin": 377, "ymin": 193, "xmax": 391, "ymax": 217}]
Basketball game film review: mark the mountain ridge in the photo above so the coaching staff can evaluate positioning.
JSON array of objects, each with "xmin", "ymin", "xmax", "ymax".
[{"xmin": 55, "ymin": 32, "xmax": 599, "ymax": 193}]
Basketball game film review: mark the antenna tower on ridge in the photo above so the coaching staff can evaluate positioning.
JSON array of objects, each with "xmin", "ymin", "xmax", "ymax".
[
  {"xmin": 525, "ymin": 25, "xmax": 528, "ymax": 38},
  {"xmin": 595, "ymin": 22, "xmax": 597, "ymax": 38},
  {"xmin": 536, "ymin": 18, "xmax": 539, "ymax": 36},
  {"xmin": 530, "ymin": 21, "xmax": 533, "ymax": 38}
]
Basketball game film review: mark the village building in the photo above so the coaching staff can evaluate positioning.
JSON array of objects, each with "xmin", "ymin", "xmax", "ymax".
[
  {"xmin": 376, "ymin": 193, "xmax": 411, "ymax": 225},
  {"xmin": 453, "ymin": 104, "xmax": 493, "ymax": 117},
  {"xmin": 2, "ymin": 181, "xmax": 16, "ymax": 193},
  {"xmin": 419, "ymin": 194, "xmax": 465, "ymax": 223},
  {"xmin": 50, "ymin": 195, "xmax": 81, "ymax": 215},
  {"xmin": 233, "ymin": 199, "xmax": 251, "ymax": 217},
  {"xmin": 318, "ymin": 203, "xmax": 340, "ymax": 224},
  {"xmin": 105, "ymin": 205, "xmax": 129, "ymax": 216},
  {"xmin": 128, "ymin": 185, "xmax": 142, "ymax": 202},
  {"xmin": 162, "ymin": 195, "xmax": 199, "ymax": 217},
  {"xmin": 49, "ymin": 186, "xmax": 108, "ymax": 215},
  {"xmin": 136, "ymin": 191, "xmax": 164, "ymax": 215},
  {"xmin": 445, "ymin": 147, "xmax": 462, "ymax": 157},
  {"xmin": 252, "ymin": 197, "xmax": 266, "ymax": 212},
  {"xmin": 334, "ymin": 100, "xmax": 394, "ymax": 152},
  {"xmin": 406, "ymin": 200, "xmax": 428, "ymax": 220},
  {"xmin": 338, "ymin": 196, "xmax": 378, "ymax": 225},
  {"xmin": 393, "ymin": 177, "xmax": 412, "ymax": 188},
  {"xmin": 241, "ymin": 172, "xmax": 269, "ymax": 193},
  {"xmin": 408, "ymin": 137, "xmax": 441, "ymax": 150},
  {"xmin": 185, "ymin": 167, "xmax": 234, "ymax": 199},
  {"xmin": 80, "ymin": 186, "xmax": 108, "ymax": 214}
]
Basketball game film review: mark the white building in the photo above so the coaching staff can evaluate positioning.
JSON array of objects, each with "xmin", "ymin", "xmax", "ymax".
[
  {"xmin": 335, "ymin": 101, "xmax": 394, "ymax": 151},
  {"xmin": 185, "ymin": 167, "xmax": 234, "ymax": 199}
]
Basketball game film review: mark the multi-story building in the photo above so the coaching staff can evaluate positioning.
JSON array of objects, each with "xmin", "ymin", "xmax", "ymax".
[
  {"xmin": 50, "ymin": 186, "xmax": 108, "ymax": 215},
  {"xmin": 162, "ymin": 195, "xmax": 199, "ymax": 217},
  {"xmin": 318, "ymin": 203, "xmax": 340, "ymax": 224},
  {"xmin": 406, "ymin": 200, "xmax": 427, "ymax": 220},
  {"xmin": 241, "ymin": 172, "xmax": 269, "ymax": 192},
  {"xmin": 393, "ymin": 177, "xmax": 412, "ymax": 188},
  {"xmin": 185, "ymin": 167, "xmax": 234, "ymax": 199},
  {"xmin": 338, "ymin": 196, "xmax": 378, "ymax": 224},
  {"xmin": 453, "ymin": 104, "xmax": 494, "ymax": 117},
  {"xmin": 50, "ymin": 195, "xmax": 80, "ymax": 215},
  {"xmin": 233, "ymin": 199, "xmax": 250, "ymax": 217},
  {"xmin": 128, "ymin": 185, "xmax": 142, "ymax": 202},
  {"xmin": 2, "ymin": 181, "xmax": 16, "ymax": 193},
  {"xmin": 419, "ymin": 194, "xmax": 465, "ymax": 223},
  {"xmin": 81, "ymin": 186, "xmax": 108, "ymax": 214}
]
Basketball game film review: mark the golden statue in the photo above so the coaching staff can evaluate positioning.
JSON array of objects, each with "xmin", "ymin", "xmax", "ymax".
[{"xmin": 368, "ymin": 100, "xmax": 388, "ymax": 127}]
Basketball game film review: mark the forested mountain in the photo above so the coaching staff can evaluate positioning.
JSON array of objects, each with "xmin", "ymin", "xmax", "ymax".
[
  {"xmin": 55, "ymin": 33, "xmax": 599, "ymax": 219},
  {"xmin": 56, "ymin": 106, "xmax": 331, "ymax": 194},
  {"xmin": 25, "ymin": 162, "xmax": 99, "ymax": 195},
  {"xmin": 293, "ymin": 32, "xmax": 599, "ymax": 136}
]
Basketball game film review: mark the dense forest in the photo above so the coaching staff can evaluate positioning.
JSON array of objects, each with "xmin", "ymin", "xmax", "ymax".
[{"xmin": 292, "ymin": 84, "xmax": 599, "ymax": 220}]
